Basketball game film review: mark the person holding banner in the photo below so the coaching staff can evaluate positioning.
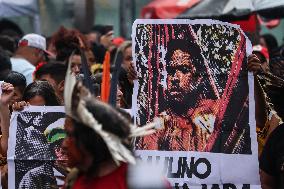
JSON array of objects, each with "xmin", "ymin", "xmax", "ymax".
[
  {"xmin": 12, "ymin": 81, "xmax": 60, "ymax": 110},
  {"xmin": 0, "ymin": 82, "xmax": 14, "ymax": 189},
  {"xmin": 0, "ymin": 82, "xmax": 14, "ymax": 157}
]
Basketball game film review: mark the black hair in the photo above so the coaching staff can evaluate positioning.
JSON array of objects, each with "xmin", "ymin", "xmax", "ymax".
[
  {"xmin": 91, "ymin": 25, "xmax": 113, "ymax": 36},
  {"xmin": 261, "ymin": 34, "xmax": 278, "ymax": 54},
  {"xmin": 165, "ymin": 38, "xmax": 206, "ymax": 75},
  {"xmin": 0, "ymin": 19, "xmax": 23, "ymax": 41},
  {"xmin": 0, "ymin": 47, "xmax": 12, "ymax": 80},
  {"xmin": 71, "ymin": 98, "xmax": 131, "ymax": 176},
  {"xmin": 91, "ymin": 43, "xmax": 107, "ymax": 64},
  {"xmin": 4, "ymin": 71, "xmax": 26, "ymax": 93},
  {"xmin": 73, "ymin": 121, "xmax": 111, "ymax": 176},
  {"xmin": 22, "ymin": 81, "xmax": 60, "ymax": 106},
  {"xmin": 56, "ymin": 45, "xmax": 80, "ymax": 62},
  {"xmin": 34, "ymin": 60, "xmax": 67, "ymax": 84},
  {"xmin": 0, "ymin": 35, "xmax": 16, "ymax": 55}
]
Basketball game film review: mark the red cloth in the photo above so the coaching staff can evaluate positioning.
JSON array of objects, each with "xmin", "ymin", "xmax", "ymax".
[
  {"xmin": 141, "ymin": 0, "xmax": 200, "ymax": 19},
  {"xmin": 72, "ymin": 163, "xmax": 128, "ymax": 189},
  {"xmin": 231, "ymin": 14, "xmax": 257, "ymax": 32},
  {"xmin": 101, "ymin": 51, "xmax": 111, "ymax": 102}
]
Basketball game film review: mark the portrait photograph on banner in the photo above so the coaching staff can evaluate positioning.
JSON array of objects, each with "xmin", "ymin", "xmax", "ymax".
[
  {"xmin": 132, "ymin": 19, "xmax": 260, "ymax": 188},
  {"xmin": 7, "ymin": 106, "xmax": 66, "ymax": 189}
]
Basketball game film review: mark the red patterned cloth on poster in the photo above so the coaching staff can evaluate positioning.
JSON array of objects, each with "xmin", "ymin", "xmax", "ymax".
[{"xmin": 136, "ymin": 99, "xmax": 220, "ymax": 151}]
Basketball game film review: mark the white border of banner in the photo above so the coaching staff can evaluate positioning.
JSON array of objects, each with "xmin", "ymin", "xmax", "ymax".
[{"xmin": 132, "ymin": 19, "xmax": 260, "ymax": 187}]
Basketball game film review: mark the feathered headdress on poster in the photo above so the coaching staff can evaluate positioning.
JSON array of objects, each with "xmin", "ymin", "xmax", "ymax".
[{"xmin": 64, "ymin": 55, "xmax": 159, "ymax": 165}]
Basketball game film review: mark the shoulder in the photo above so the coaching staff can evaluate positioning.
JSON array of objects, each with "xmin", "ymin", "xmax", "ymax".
[
  {"xmin": 10, "ymin": 58, "xmax": 35, "ymax": 84},
  {"xmin": 10, "ymin": 57, "xmax": 35, "ymax": 68}
]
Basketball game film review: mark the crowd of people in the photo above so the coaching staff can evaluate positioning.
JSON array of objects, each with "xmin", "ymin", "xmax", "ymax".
[
  {"xmin": 0, "ymin": 24, "xmax": 170, "ymax": 189},
  {"xmin": 0, "ymin": 22, "xmax": 283, "ymax": 189}
]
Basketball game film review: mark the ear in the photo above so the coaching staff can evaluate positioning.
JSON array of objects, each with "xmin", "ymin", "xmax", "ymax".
[{"xmin": 58, "ymin": 80, "xmax": 65, "ymax": 93}]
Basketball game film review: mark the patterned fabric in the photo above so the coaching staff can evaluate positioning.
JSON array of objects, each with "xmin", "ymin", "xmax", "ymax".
[
  {"xmin": 255, "ymin": 73, "xmax": 283, "ymax": 154},
  {"xmin": 136, "ymin": 99, "xmax": 219, "ymax": 151}
]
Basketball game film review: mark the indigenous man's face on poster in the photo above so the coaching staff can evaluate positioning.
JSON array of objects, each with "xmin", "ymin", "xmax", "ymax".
[
  {"xmin": 133, "ymin": 23, "xmax": 251, "ymax": 154},
  {"xmin": 167, "ymin": 49, "xmax": 197, "ymax": 103}
]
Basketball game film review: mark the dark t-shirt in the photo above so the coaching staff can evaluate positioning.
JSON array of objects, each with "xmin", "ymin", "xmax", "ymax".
[{"xmin": 259, "ymin": 123, "xmax": 284, "ymax": 188}]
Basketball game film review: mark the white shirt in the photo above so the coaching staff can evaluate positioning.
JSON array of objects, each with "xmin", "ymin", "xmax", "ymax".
[{"xmin": 10, "ymin": 57, "xmax": 35, "ymax": 85}]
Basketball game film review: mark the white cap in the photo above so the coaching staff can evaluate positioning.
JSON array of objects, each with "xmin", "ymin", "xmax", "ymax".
[{"xmin": 18, "ymin": 33, "xmax": 47, "ymax": 51}]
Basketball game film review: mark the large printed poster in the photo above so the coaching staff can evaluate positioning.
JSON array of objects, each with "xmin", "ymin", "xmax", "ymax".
[
  {"xmin": 133, "ymin": 19, "xmax": 260, "ymax": 188},
  {"xmin": 7, "ymin": 106, "xmax": 66, "ymax": 189}
]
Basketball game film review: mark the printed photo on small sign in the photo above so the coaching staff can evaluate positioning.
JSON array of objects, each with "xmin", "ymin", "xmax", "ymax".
[
  {"xmin": 132, "ymin": 19, "xmax": 260, "ymax": 188},
  {"xmin": 7, "ymin": 106, "xmax": 66, "ymax": 189}
]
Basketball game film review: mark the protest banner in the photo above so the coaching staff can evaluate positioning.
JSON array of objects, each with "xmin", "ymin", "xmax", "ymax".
[
  {"xmin": 132, "ymin": 19, "xmax": 260, "ymax": 188},
  {"xmin": 7, "ymin": 106, "xmax": 66, "ymax": 189}
]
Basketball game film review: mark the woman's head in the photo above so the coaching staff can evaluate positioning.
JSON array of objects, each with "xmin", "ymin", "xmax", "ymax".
[
  {"xmin": 118, "ymin": 41, "xmax": 132, "ymax": 70},
  {"xmin": 22, "ymin": 81, "xmax": 60, "ymax": 106},
  {"xmin": 51, "ymin": 26, "xmax": 90, "ymax": 62},
  {"xmin": 63, "ymin": 98, "xmax": 131, "ymax": 174},
  {"xmin": 4, "ymin": 71, "xmax": 26, "ymax": 105}
]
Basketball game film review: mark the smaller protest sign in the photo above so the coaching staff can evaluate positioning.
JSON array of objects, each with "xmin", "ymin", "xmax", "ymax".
[{"xmin": 7, "ymin": 106, "xmax": 66, "ymax": 189}]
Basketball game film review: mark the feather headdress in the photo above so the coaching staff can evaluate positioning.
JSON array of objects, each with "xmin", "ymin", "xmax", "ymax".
[{"xmin": 64, "ymin": 55, "xmax": 159, "ymax": 165}]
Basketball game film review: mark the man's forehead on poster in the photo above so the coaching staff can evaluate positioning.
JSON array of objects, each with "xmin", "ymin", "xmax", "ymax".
[{"xmin": 165, "ymin": 38, "xmax": 206, "ymax": 75}]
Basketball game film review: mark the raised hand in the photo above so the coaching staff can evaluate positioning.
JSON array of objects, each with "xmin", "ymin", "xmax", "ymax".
[
  {"xmin": 0, "ymin": 82, "xmax": 14, "ymax": 106},
  {"xmin": 0, "ymin": 83, "xmax": 14, "ymax": 157},
  {"xmin": 12, "ymin": 101, "xmax": 29, "ymax": 111}
]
